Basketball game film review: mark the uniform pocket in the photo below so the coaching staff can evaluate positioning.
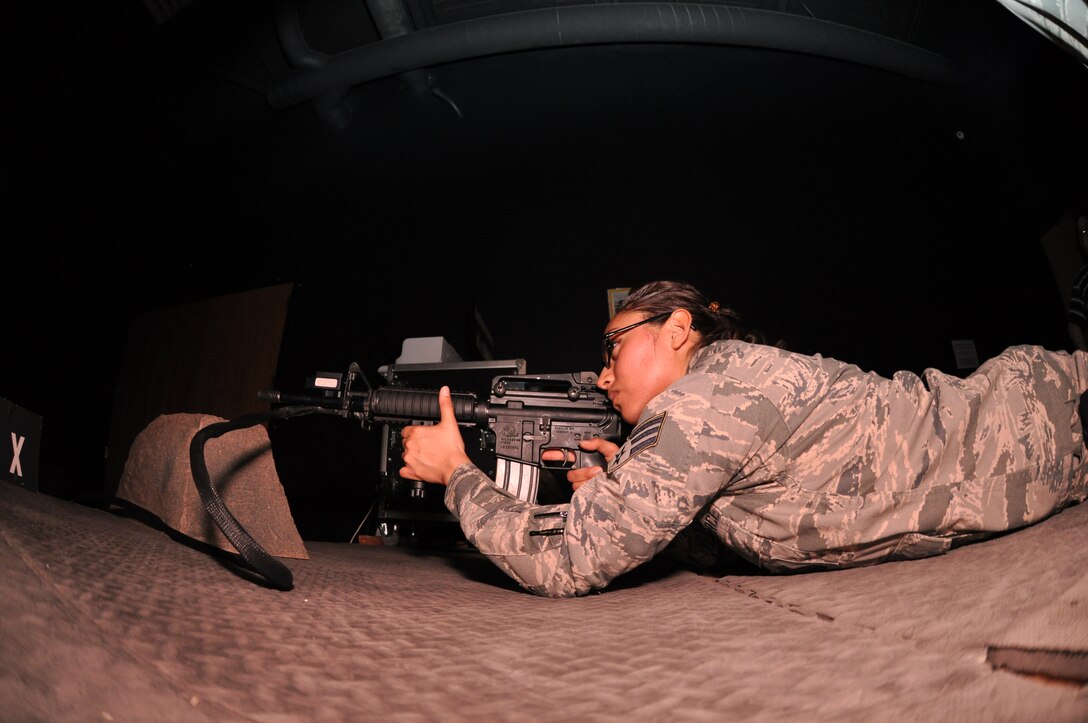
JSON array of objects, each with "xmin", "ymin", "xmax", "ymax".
[{"xmin": 464, "ymin": 505, "xmax": 569, "ymax": 556}]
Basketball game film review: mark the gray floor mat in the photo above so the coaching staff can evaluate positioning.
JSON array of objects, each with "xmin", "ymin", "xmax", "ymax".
[{"xmin": 1, "ymin": 482, "xmax": 1085, "ymax": 722}]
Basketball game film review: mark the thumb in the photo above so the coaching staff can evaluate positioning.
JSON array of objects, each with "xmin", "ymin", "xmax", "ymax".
[{"xmin": 437, "ymin": 385, "xmax": 457, "ymax": 425}]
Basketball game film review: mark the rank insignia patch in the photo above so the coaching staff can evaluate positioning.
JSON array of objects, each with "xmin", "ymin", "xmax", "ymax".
[{"xmin": 610, "ymin": 412, "xmax": 666, "ymax": 470}]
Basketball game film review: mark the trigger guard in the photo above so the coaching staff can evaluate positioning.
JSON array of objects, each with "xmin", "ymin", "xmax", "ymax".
[{"xmin": 541, "ymin": 448, "xmax": 577, "ymax": 470}]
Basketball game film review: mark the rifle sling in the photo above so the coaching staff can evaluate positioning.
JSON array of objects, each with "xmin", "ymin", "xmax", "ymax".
[{"xmin": 188, "ymin": 405, "xmax": 318, "ymax": 590}]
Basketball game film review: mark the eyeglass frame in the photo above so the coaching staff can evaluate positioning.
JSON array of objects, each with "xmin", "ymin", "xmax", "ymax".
[{"xmin": 601, "ymin": 311, "xmax": 673, "ymax": 368}]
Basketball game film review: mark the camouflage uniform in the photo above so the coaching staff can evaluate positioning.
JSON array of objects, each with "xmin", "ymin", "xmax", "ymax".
[{"xmin": 445, "ymin": 341, "xmax": 1088, "ymax": 598}]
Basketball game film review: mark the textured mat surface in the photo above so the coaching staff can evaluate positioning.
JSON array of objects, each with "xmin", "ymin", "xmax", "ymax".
[
  {"xmin": 724, "ymin": 501, "xmax": 1088, "ymax": 658},
  {"xmin": 1, "ymin": 481, "xmax": 1086, "ymax": 722}
]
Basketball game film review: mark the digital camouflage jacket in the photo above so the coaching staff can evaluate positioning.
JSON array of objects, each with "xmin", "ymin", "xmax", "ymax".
[{"xmin": 445, "ymin": 341, "xmax": 1088, "ymax": 597}]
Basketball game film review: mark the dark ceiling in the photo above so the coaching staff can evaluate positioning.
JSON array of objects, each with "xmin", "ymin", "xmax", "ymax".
[
  {"xmin": 10, "ymin": 0, "xmax": 1083, "ymax": 350},
  {"xmin": 9, "ymin": 1, "xmax": 1086, "ymax": 305},
  {"xmin": 5, "ymin": 0, "xmax": 1088, "ymax": 505}
]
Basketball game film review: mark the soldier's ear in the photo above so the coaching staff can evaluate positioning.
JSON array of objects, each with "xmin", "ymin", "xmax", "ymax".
[{"xmin": 666, "ymin": 309, "xmax": 694, "ymax": 351}]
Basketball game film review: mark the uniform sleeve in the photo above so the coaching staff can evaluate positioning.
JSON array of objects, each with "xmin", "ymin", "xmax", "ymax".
[{"xmin": 444, "ymin": 374, "xmax": 782, "ymax": 597}]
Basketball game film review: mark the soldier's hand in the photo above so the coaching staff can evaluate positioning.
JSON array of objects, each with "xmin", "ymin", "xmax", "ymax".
[
  {"xmin": 541, "ymin": 438, "xmax": 620, "ymax": 491},
  {"xmin": 399, "ymin": 386, "xmax": 471, "ymax": 486}
]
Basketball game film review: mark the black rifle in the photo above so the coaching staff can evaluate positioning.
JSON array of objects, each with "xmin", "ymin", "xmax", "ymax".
[
  {"xmin": 265, "ymin": 365, "xmax": 621, "ymax": 502},
  {"xmin": 189, "ymin": 362, "xmax": 621, "ymax": 590}
]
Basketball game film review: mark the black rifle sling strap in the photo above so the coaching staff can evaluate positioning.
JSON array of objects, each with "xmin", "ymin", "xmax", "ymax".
[
  {"xmin": 189, "ymin": 405, "xmax": 318, "ymax": 590},
  {"xmin": 1081, "ymin": 391, "xmax": 1088, "ymax": 449}
]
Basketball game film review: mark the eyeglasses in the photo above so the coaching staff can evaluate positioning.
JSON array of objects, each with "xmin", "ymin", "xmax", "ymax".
[{"xmin": 601, "ymin": 311, "xmax": 672, "ymax": 368}]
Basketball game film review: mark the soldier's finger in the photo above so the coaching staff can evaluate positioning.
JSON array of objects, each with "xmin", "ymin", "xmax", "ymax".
[{"xmin": 437, "ymin": 386, "xmax": 456, "ymax": 425}]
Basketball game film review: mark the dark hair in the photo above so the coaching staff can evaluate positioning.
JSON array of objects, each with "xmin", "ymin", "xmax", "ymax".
[{"xmin": 618, "ymin": 280, "xmax": 779, "ymax": 349}]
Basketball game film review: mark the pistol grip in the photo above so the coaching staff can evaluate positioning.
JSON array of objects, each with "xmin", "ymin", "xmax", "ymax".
[{"xmin": 578, "ymin": 450, "xmax": 607, "ymax": 470}]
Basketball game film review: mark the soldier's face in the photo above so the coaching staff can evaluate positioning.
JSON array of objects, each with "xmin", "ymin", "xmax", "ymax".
[{"xmin": 597, "ymin": 310, "xmax": 685, "ymax": 425}]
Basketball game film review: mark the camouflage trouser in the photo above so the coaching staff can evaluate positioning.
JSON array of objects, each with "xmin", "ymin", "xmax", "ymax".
[{"xmin": 700, "ymin": 347, "xmax": 1088, "ymax": 573}]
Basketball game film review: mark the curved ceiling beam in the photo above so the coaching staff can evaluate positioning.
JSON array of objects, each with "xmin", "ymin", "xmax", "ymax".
[{"xmin": 267, "ymin": 3, "xmax": 960, "ymax": 110}]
